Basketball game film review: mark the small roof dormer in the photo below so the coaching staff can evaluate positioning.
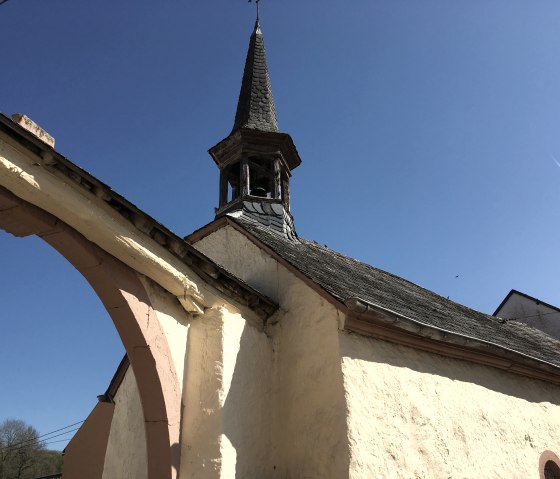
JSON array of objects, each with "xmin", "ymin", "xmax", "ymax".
[{"xmin": 209, "ymin": 17, "xmax": 301, "ymax": 239}]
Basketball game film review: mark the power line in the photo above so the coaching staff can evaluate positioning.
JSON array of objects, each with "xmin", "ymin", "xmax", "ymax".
[
  {"xmin": 0, "ymin": 428, "xmax": 81, "ymax": 454},
  {"xmin": 0, "ymin": 425, "xmax": 81, "ymax": 453},
  {"xmin": 0, "ymin": 0, "xmax": 11, "ymax": 6},
  {"xmin": 35, "ymin": 421, "xmax": 84, "ymax": 442},
  {"xmin": 505, "ymin": 309, "xmax": 560, "ymax": 322},
  {"xmin": 43, "ymin": 438, "xmax": 73, "ymax": 446},
  {"xmin": 0, "ymin": 421, "xmax": 84, "ymax": 453},
  {"xmin": 6, "ymin": 438, "xmax": 73, "ymax": 452}
]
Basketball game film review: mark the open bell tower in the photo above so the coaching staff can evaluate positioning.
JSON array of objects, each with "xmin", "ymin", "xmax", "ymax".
[{"xmin": 208, "ymin": 18, "xmax": 301, "ymax": 238}]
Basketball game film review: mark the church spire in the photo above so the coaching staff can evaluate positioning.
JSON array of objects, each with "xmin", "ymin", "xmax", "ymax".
[
  {"xmin": 232, "ymin": 19, "xmax": 279, "ymax": 133},
  {"xmin": 208, "ymin": 17, "xmax": 302, "ymax": 239}
]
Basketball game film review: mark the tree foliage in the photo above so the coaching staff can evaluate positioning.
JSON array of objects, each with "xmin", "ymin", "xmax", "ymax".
[{"xmin": 0, "ymin": 419, "xmax": 62, "ymax": 479}]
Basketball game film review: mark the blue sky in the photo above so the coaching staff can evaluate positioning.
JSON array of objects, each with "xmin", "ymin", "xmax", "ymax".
[{"xmin": 1, "ymin": 0, "xmax": 560, "ymax": 449}]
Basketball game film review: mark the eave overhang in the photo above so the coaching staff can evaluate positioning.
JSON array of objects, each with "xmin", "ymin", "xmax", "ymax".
[
  {"xmin": 209, "ymin": 128, "xmax": 301, "ymax": 171},
  {"xmin": 344, "ymin": 298, "xmax": 560, "ymax": 385},
  {"xmin": 98, "ymin": 355, "xmax": 130, "ymax": 404}
]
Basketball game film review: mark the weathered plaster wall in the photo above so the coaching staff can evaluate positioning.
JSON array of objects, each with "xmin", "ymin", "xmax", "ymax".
[
  {"xmin": 63, "ymin": 401, "xmax": 114, "ymax": 479},
  {"xmin": 194, "ymin": 225, "xmax": 350, "ymax": 478},
  {"xmin": 181, "ymin": 306, "xmax": 273, "ymax": 479},
  {"xmin": 141, "ymin": 276, "xmax": 192, "ymax": 399},
  {"xmin": 339, "ymin": 331, "xmax": 560, "ymax": 479},
  {"xmin": 102, "ymin": 368, "xmax": 148, "ymax": 479}
]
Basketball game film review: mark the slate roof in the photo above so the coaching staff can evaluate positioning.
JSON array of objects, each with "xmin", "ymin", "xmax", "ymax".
[
  {"xmin": 232, "ymin": 20, "xmax": 279, "ymax": 133},
  {"xmin": 228, "ymin": 213, "xmax": 560, "ymax": 369},
  {"xmin": 226, "ymin": 200, "xmax": 297, "ymax": 240}
]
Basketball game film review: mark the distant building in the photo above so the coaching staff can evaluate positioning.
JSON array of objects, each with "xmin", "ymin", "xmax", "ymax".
[
  {"xmin": 495, "ymin": 289, "xmax": 560, "ymax": 340},
  {"xmin": 2, "ymin": 15, "xmax": 560, "ymax": 479}
]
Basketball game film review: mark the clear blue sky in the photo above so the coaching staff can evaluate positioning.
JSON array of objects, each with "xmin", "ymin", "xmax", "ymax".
[{"xmin": 1, "ymin": 0, "xmax": 560, "ymax": 450}]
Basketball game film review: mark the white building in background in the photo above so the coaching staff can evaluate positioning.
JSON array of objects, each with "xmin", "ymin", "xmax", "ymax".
[{"xmin": 495, "ymin": 289, "xmax": 560, "ymax": 341}]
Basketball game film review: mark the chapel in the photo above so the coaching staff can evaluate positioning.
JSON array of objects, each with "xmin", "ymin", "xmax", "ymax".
[{"xmin": 1, "ymin": 14, "xmax": 560, "ymax": 479}]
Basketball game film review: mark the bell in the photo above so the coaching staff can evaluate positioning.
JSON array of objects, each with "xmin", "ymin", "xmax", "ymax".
[{"xmin": 250, "ymin": 186, "xmax": 268, "ymax": 198}]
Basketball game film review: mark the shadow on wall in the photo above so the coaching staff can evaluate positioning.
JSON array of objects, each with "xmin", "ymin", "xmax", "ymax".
[
  {"xmin": 180, "ymin": 305, "xmax": 351, "ymax": 478},
  {"xmin": 221, "ymin": 321, "xmax": 273, "ymax": 478},
  {"xmin": 340, "ymin": 331, "xmax": 560, "ymax": 405},
  {"xmin": 171, "ymin": 443, "xmax": 181, "ymax": 477},
  {"xmin": 222, "ymin": 317, "xmax": 351, "ymax": 478}
]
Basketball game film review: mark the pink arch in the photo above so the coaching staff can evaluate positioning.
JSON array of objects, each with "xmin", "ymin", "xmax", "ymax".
[{"xmin": 0, "ymin": 185, "xmax": 181, "ymax": 479}]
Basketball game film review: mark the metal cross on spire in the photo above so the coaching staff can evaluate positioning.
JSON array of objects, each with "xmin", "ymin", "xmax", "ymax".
[{"xmin": 248, "ymin": 0, "xmax": 261, "ymax": 21}]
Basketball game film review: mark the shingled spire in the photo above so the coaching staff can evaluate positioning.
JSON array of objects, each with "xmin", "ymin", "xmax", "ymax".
[
  {"xmin": 232, "ymin": 19, "xmax": 279, "ymax": 133},
  {"xmin": 209, "ymin": 18, "xmax": 302, "ymax": 239}
]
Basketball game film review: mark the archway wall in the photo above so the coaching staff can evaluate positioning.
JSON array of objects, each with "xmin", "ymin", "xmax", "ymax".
[
  {"xmin": 0, "ymin": 122, "xmax": 275, "ymax": 479},
  {"xmin": 0, "ymin": 130, "xmax": 212, "ymax": 313},
  {"xmin": 0, "ymin": 116, "xmax": 280, "ymax": 479},
  {"xmin": 0, "ymin": 184, "xmax": 182, "ymax": 479},
  {"xmin": 0, "ymin": 117, "xmax": 274, "ymax": 322}
]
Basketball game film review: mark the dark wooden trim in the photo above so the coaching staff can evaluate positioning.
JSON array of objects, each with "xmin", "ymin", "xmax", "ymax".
[
  {"xmin": 208, "ymin": 128, "xmax": 302, "ymax": 171},
  {"xmin": 104, "ymin": 354, "xmax": 130, "ymax": 402},
  {"xmin": 187, "ymin": 216, "xmax": 229, "ymax": 243},
  {"xmin": 282, "ymin": 172, "xmax": 290, "ymax": 210},
  {"xmin": 187, "ymin": 217, "xmax": 349, "ymax": 316},
  {"xmin": 345, "ymin": 314, "xmax": 560, "ymax": 385},
  {"xmin": 219, "ymin": 171, "xmax": 228, "ymax": 207},
  {"xmin": 273, "ymin": 158, "xmax": 282, "ymax": 200},
  {"xmin": 240, "ymin": 154, "xmax": 250, "ymax": 196}
]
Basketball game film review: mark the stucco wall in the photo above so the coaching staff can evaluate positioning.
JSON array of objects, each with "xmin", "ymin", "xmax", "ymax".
[
  {"xmin": 63, "ymin": 401, "xmax": 114, "ymax": 479},
  {"xmin": 141, "ymin": 276, "xmax": 192, "ymax": 398},
  {"xmin": 102, "ymin": 368, "xmax": 148, "ymax": 479},
  {"xmin": 339, "ymin": 331, "xmax": 560, "ymax": 479},
  {"xmin": 181, "ymin": 306, "xmax": 273, "ymax": 479},
  {"xmin": 194, "ymin": 225, "xmax": 350, "ymax": 478}
]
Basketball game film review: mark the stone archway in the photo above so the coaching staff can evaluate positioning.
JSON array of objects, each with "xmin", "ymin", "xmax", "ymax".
[{"xmin": 0, "ymin": 185, "xmax": 180, "ymax": 479}]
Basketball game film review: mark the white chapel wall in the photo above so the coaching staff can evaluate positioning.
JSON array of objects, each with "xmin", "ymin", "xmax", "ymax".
[
  {"xmin": 196, "ymin": 224, "xmax": 560, "ymax": 479},
  {"xmin": 102, "ymin": 368, "xmax": 148, "ymax": 479},
  {"xmin": 193, "ymin": 225, "xmax": 351, "ymax": 478},
  {"xmin": 97, "ymin": 268, "xmax": 271, "ymax": 479},
  {"xmin": 180, "ymin": 306, "xmax": 274, "ymax": 478},
  {"xmin": 340, "ymin": 331, "xmax": 560, "ymax": 479}
]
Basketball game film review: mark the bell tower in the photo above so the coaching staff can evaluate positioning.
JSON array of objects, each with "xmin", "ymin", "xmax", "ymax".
[{"xmin": 208, "ymin": 18, "xmax": 301, "ymax": 238}]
